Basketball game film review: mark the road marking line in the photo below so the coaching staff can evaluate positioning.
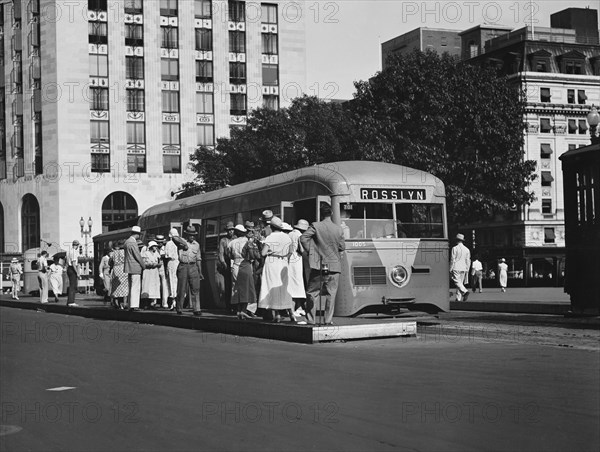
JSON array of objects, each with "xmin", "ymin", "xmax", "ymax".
[{"xmin": 46, "ymin": 386, "xmax": 76, "ymax": 391}]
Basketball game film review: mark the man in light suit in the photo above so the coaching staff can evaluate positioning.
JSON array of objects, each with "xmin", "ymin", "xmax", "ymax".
[
  {"xmin": 450, "ymin": 233, "xmax": 471, "ymax": 301},
  {"xmin": 300, "ymin": 203, "xmax": 345, "ymax": 325},
  {"xmin": 124, "ymin": 225, "xmax": 146, "ymax": 311}
]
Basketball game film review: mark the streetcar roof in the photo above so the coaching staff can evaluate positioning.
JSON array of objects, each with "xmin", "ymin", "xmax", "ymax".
[{"xmin": 140, "ymin": 161, "xmax": 444, "ymax": 220}]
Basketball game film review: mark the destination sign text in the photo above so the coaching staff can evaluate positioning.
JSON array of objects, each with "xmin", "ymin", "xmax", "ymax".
[{"xmin": 360, "ymin": 188, "xmax": 426, "ymax": 201}]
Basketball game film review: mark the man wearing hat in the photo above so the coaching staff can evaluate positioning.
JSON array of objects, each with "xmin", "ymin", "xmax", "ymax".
[
  {"xmin": 155, "ymin": 235, "xmax": 169, "ymax": 308},
  {"xmin": 289, "ymin": 219, "xmax": 309, "ymax": 318},
  {"xmin": 260, "ymin": 210, "xmax": 273, "ymax": 238},
  {"xmin": 66, "ymin": 239, "xmax": 81, "ymax": 306},
  {"xmin": 124, "ymin": 225, "xmax": 146, "ymax": 310},
  {"xmin": 164, "ymin": 228, "xmax": 180, "ymax": 307},
  {"xmin": 9, "ymin": 257, "xmax": 23, "ymax": 300},
  {"xmin": 300, "ymin": 204, "xmax": 345, "ymax": 325},
  {"xmin": 175, "ymin": 225, "xmax": 203, "ymax": 315},
  {"xmin": 217, "ymin": 221, "xmax": 235, "ymax": 311},
  {"xmin": 450, "ymin": 233, "xmax": 471, "ymax": 302}
]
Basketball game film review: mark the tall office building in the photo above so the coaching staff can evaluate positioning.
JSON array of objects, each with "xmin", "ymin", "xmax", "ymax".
[{"xmin": 0, "ymin": 0, "xmax": 306, "ymax": 254}]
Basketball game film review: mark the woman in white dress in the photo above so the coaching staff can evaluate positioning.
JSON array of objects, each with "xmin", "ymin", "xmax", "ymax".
[
  {"xmin": 498, "ymin": 258, "xmax": 508, "ymax": 293},
  {"xmin": 48, "ymin": 258, "xmax": 64, "ymax": 303},
  {"xmin": 258, "ymin": 216, "xmax": 293, "ymax": 322},
  {"xmin": 141, "ymin": 241, "xmax": 161, "ymax": 308}
]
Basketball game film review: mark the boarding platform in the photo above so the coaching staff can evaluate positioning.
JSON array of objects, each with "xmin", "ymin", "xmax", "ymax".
[{"xmin": 0, "ymin": 295, "xmax": 420, "ymax": 344}]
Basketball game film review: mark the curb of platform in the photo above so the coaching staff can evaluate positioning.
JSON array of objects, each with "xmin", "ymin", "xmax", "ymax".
[
  {"xmin": 0, "ymin": 298, "xmax": 317, "ymax": 344},
  {"xmin": 450, "ymin": 301, "xmax": 570, "ymax": 315}
]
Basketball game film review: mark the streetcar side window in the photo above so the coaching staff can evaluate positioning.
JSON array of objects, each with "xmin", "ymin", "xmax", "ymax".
[
  {"xmin": 204, "ymin": 217, "xmax": 219, "ymax": 251},
  {"xmin": 395, "ymin": 203, "xmax": 444, "ymax": 238},
  {"xmin": 341, "ymin": 203, "xmax": 394, "ymax": 239}
]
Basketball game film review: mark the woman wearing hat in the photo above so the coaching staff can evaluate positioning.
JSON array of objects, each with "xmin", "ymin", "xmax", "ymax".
[
  {"xmin": 37, "ymin": 250, "xmax": 49, "ymax": 304},
  {"xmin": 141, "ymin": 240, "xmax": 162, "ymax": 308},
  {"xmin": 288, "ymin": 220, "xmax": 309, "ymax": 319},
  {"xmin": 109, "ymin": 240, "xmax": 128, "ymax": 309},
  {"xmin": 498, "ymin": 258, "xmax": 508, "ymax": 293},
  {"xmin": 258, "ymin": 216, "xmax": 294, "ymax": 322},
  {"xmin": 227, "ymin": 224, "xmax": 260, "ymax": 319},
  {"xmin": 9, "ymin": 258, "xmax": 23, "ymax": 300}
]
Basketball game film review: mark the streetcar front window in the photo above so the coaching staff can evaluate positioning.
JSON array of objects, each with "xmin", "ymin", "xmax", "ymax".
[
  {"xmin": 396, "ymin": 203, "xmax": 444, "ymax": 238},
  {"xmin": 340, "ymin": 202, "xmax": 445, "ymax": 239}
]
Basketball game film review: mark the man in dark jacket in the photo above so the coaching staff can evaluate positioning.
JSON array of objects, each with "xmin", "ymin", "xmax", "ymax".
[{"xmin": 300, "ymin": 203, "xmax": 345, "ymax": 325}]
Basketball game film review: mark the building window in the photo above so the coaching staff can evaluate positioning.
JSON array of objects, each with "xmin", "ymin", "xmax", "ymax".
[
  {"xmin": 196, "ymin": 60, "xmax": 213, "ymax": 83},
  {"xmin": 126, "ymin": 122, "xmax": 145, "ymax": 144},
  {"xmin": 163, "ymin": 154, "xmax": 181, "ymax": 173},
  {"xmin": 567, "ymin": 89, "xmax": 575, "ymax": 104},
  {"xmin": 89, "ymin": 54, "xmax": 108, "ymax": 77},
  {"xmin": 102, "ymin": 191, "xmax": 138, "ymax": 231},
  {"xmin": 21, "ymin": 194, "xmax": 40, "ymax": 251},
  {"xmin": 195, "ymin": 0, "xmax": 212, "ymax": 18},
  {"xmin": 228, "ymin": 1, "xmax": 245, "ymax": 22},
  {"xmin": 197, "ymin": 124, "xmax": 214, "ymax": 146},
  {"xmin": 124, "ymin": 0, "xmax": 143, "ymax": 14},
  {"xmin": 89, "ymin": 0, "xmax": 107, "ymax": 10},
  {"xmin": 229, "ymin": 31, "xmax": 246, "ymax": 53},
  {"xmin": 162, "ymin": 90, "xmax": 180, "ymax": 113},
  {"xmin": 262, "ymin": 64, "xmax": 278, "ymax": 86},
  {"xmin": 126, "ymin": 89, "xmax": 145, "ymax": 112},
  {"xmin": 126, "ymin": 56, "xmax": 144, "ymax": 80},
  {"xmin": 540, "ymin": 88, "xmax": 551, "ymax": 103},
  {"xmin": 261, "ymin": 33, "xmax": 278, "ymax": 55},
  {"xmin": 578, "ymin": 119, "xmax": 588, "ymax": 134},
  {"xmin": 160, "ymin": 0, "xmax": 178, "ymax": 16},
  {"xmin": 568, "ymin": 144, "xmax": 576, "ymax": 151},
  {"xmin": 125, "ymin": 24, "xmax": 143, "ymax": 46},
  {"xmin": 196, "ymin": 92, "xmax": 213, "ymax": 114},
  {"xmin": 89, "ymin": 87, "xmax": 109, "ymax": 110},
  {"xmin": 541, "ymin": 171, "xmax": 554, "ymax": 187},
  {"xmin": 229, "ymin": 62, "xmax": 246, "ymax": 84},
  {"xmin": 195, "ymin": 28, "xmax": 212, "ymax": 51},
  {"xmin": 568, "ymin": 119, "xmax": 577, "ymax": 134},
  {"xmin": 162, "ymin": 123, "xmax": 180, "ymax": 145},
  {"xmin": 578, "ymin": 90, "xmax": 587, "ymax": 105},
  {"xmin": 544, "ymin": 228, "xmax": 555, "ymax": 244},
  {"xmin": 563, "ymin": 60, "xmax": 583, "ymax": 75},
  {"xmin": 540, "ymin": 143, "xmax": 552, "ymax": 159},
  {"xmin": 540, "ymin": 118, "xmax": 552, "ymax": 133},
  {"xmin": 88, "ymin": 21, "xmax": 108, "ymax": 45},
  {"xmin": 161, "ymin": 26, "xmax": 178, "ymax": 49},
  {"xmin": 127, "ymin": 154, "xmax": 146, "ymax": 173},
  {"xmin": 542, "ymin": 199, "xmax": 552, "ymax": 214},
  {"xmin": 261, "ymin": 4, "xmax": 277, "ymax": 24},
  {"xmin": 34, "ymin": 121, "xmax": 42, "ymax": 175},
  {"xmin": 263, "ymin": 95, "xmax": 278, "ymax": 110},
  {"xmin": 230, "ymin": 93, "xmax": 246, "ymax": 116},
  {"xmin": 90, "ymin": 120, "xmax": 109, "ymax": 143},
  {"xmin": 91, "ymin": 153, "xmax": 110, "ymax": 173},
  {"xmin": 161, "ymin": 58, "xmax": 179, "ymax": 81},
  {"xmin": 533, "ymin": 58, "xmax": 549, "ymax": 72}
]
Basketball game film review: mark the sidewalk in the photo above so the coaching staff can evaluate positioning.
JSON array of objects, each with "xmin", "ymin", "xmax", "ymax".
[{"xmin": 450, "ymin": 287, "xmax": 572, "ymax": 315}]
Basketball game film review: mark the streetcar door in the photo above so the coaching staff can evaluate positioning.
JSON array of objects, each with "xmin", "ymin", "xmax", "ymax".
[{"xmin": 281, "ymin": 201, "xmax": 294, "ymax": 224}]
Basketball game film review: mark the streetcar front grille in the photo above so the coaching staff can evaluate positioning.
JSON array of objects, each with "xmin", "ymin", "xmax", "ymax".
[{"xmin": 353, "ymin": 266, "xmax": 387, "ymax": 285}]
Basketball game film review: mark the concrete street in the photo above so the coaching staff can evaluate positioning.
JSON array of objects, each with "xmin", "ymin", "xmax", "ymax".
[{"xmin": 1, "ymin": 306, "xmax": 598, "ymax": 452}]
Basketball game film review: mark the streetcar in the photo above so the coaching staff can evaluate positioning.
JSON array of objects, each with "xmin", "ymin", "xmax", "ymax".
[{"xmin": 97, "ymin": 161, "xmax": 450, "ymax": 314}]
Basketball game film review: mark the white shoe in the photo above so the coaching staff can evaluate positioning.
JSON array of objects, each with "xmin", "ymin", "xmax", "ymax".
[
  {"xmin": 297, "ymin": 321, "xmax": 307, "ymax": 325},
  {"xmin": 15, "ymin": 296, "xmax": 19, "ymax": 300},
  {"xmin": 67, "ymin": 303, "xmax": 78, "ymax": 307}
]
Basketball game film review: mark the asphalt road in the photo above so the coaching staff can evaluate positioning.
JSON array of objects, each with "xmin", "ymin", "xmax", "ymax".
[{"xmin": 1, "ymin": 307, "xmax": 599, "ymax": 452}]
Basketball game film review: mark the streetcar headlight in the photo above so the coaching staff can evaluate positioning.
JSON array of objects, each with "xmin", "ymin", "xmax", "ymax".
[{"xmin": 390, "ymin": 265, "xmax": 409, "ymax": 286}]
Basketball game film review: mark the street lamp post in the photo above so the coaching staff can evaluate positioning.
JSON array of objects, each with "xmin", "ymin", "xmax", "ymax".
[
  {"xmin": 79, "ymin": 216, "xmax": 93, "ymax": 294},
  {"xmin": 587, "ymin": 105, "xmax": 600, "ymax": 146}
]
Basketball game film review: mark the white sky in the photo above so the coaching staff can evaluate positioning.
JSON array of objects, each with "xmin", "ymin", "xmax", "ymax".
[{"xmin": 303, "ymin": 0, "xmax": 598, "ymax": 99}]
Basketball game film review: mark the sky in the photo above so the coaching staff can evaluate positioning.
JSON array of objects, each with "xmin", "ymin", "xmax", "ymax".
[{"xmin": 303, "ymin": 0, "xmax": 598, "ymax": 100}]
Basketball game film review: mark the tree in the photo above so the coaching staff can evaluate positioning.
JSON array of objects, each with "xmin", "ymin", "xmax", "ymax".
[
  {"xmin": 185, "ymin": 96, "xmax": 361, "ymax": 193},
  {"xmin": 352, "ymin": 49, "xmax": 536, "ymax": 224}
]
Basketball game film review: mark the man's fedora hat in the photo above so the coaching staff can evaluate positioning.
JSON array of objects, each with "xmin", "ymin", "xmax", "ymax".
[
  {"xmin": 225, "ymin": 221, "xmax": 235, "ymax": 230},
  {"xmin": 261, "ymin": 210, "xmax": 274, "ymax": 222},
  {"xmin": 234, "ymin": 224, "xmax": 247, "ymax": 233},
  {"xmin": 456, "ymin": 233, "xmax": 465, "ymax": 241},
  {"xmin": 269, "ymin": 216, "xmax": 283, "ymax": 230},
  {"xmin": 132, "ymin": 225, "xmax": 141, "ymax": 233},
  {"xmin": 185, "ymin": 225, "xmax": 198, "ymax": 235},
  {"xmin": 155, "ymin": 235, "xmax": 166, "ymax": 243},
  {"xmin": 244, "ymin": 220, "xmax": 255, "ymax": 229}
]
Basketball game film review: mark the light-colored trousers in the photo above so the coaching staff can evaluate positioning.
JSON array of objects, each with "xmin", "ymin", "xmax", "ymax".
[
  {"xmin": 451, "ymin": 270, "xmax": 468, "ymax": 300},
  {"xmin": 128, "ymin": 274, "xmax": 142, "ymax": 308},
  {"xmin": 167, "ymin": 260, "xmax": 178, "ymax": 298},
  {"xmin": 306, "ymin": 270, "xmax": 340, "ymax": 325},
  {"xmin": 38, "ymin": 271, "xmax": 48, "ymax": 303}
]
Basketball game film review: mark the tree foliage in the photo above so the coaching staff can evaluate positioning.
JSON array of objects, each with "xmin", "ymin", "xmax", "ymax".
[{"xmin": 185, "ymin": 50, "xmax": 536, "ymax": 225}]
